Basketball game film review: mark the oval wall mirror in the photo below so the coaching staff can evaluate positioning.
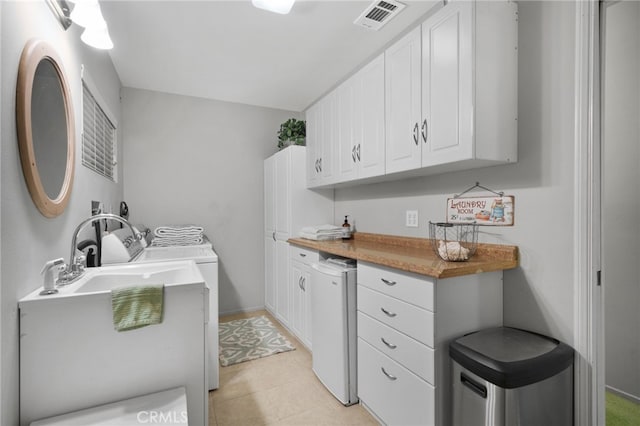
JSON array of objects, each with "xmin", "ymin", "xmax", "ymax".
[{"xmin": 16, "ymin": 39, "xmax": 75, "ymax": 218}]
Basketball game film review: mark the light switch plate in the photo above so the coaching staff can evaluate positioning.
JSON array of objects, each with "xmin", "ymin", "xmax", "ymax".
[{"xmin": 406, "ymin": 210, "xmax": 419, "ymax": 227}]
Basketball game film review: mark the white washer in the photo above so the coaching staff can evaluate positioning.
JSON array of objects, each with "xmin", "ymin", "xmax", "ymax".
[{"xmin": 101, "ymin": 231, "xmax": 219, "ymax": 391}]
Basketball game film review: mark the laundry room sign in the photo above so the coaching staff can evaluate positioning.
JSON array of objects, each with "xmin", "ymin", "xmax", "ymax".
[{"xmin": 446, "ymin": 196, "xmax": 515, "ymax": 226}]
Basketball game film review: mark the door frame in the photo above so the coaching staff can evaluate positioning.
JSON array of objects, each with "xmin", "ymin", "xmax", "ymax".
[{"xmin": 574, "ymin": 1, "xmax": 604, "ymax": 425}]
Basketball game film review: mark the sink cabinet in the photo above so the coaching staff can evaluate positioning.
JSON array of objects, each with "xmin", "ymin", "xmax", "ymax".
[{"xmin": 356, "ymin": 261, "xmax": 503, "ymax": 426}]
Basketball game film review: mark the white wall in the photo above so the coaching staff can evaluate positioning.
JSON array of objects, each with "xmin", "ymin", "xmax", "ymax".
[
  {"xmin": 602, "ymin": 0, "xmax": 640, "ymax": 400},
  {"xmin": 0, "ymin": 2, "xmax": 123, "ymax": 424},
  {"xmin": 334, "ymin": 1, "xmax": 577, "ymax": 344},
  {"xmin": 121, "ymin": 88, "xmax": 297, "ymax": 315}
]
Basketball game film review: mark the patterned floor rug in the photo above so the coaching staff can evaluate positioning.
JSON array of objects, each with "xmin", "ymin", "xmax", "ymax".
[{"xmin": 218, "ymin": 315, "xmax": 295, "ymax": 367}]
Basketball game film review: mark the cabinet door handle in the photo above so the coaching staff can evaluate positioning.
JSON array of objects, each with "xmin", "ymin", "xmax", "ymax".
[
  {"xmin": 352, "ymin": 145, "xmax": 357, "ymax": 163},
  {"xmin": 356, "ymin": 143, "xmax": 361, "ymax": 161},
  {"xmin": 272, "ymin": 232, "xmax": 276, "ymax": 241},
  {"xmin": 381, "ymin": 367, "xmax": 397, "ymax": 381},
  {"xmin": 380, "ymin": 307, "xmax": 397, "ymax": 318},
  {"xmin": 421, "ymin": 118, "xmax": 428, "ymax": 143},
  {"xmin": 381, "ymin": 337, "xmax": 397, "ymax": 349},
  {"xmin": 299, "ymin": 253, "xmax": 306, "ymax": 258},
  {"xmin": 319, "ymin": 157, "xmax": 322, "ymax": 172},
  {"xmin": 302, "ymin": 277, "xmax": 306, "ymax": 291},
  {"xmin": 315, "ymin": 159, "xmax": 319, "ymax": 172},
  {"xmin": 413, "ymin": 122, "xmax": 419, "ymax": 145},
  {"xmin": 298, "ymin": 276, "xmax": 303, "ymax": 290},
  {"xmin": 381, "ymin": 278, "xmax": 396, "ymax": 286}
]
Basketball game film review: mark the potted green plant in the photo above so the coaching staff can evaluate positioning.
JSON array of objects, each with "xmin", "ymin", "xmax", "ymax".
[{"xmin": 277, "ymin": 118, "xmax": 306, "ymax": 149}]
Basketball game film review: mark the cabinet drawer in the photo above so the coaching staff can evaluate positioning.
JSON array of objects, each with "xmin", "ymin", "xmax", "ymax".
[
  {"xmin": 358, "ymin": 311, "xmax": 434, "ymax": 385},
  {"xmin": 289, "ymin": 245, "xmax": 318, "ymax": 265},
  {"xmin": 358, "ymin": 338, "xmax": 435, "ymax": 426},
  {"xmin": 358, "ymin": 285, "xmax": 434, "ymax": 347},
  {"xmin": 358, "ymin": 262, "xmax": 434, "ymax": 311}
]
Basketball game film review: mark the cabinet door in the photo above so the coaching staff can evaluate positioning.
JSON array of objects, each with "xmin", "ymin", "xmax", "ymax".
[
  {"xmin": 264, "ymin": 235, "xmax": 276, "ymax": 313},
  {"xmin": 336, "ymin": 78, "xmax": 358, "ymax": 182},
  {"xmin": 318, "ymin": 92, "xmax": 337, "ymax": 184},
  {"xmin": 264, "ymin": 156, "xmax": 275, "ymax": 232},
  {"xmin": 357, "ymin": 54, "xmax": 386, "ymax": 178},
  {"xmin": 274, "ymin": 150, "xmax": 290, "ymax": 237},
  {"xmin": 275, "ymin": 240, "xmax": 290, "ymax": 326},
  {"xmin": 291, "ymin": 261, "xmax": 305, "ymax": 341},
  {"xmin": 385, "ymin": 26, "xmax": 422, "ymax": 174},
  {"xmin": 305, "ymin": 103, "xmax": 320, "ymax": 187},
  {"xmin": 302, "ymin": 269, "xmax": 312, "ymax": 349},
  {"xmin": 290, "ymin": 261, "xmax": 312, "ymax": 349},
  {"xmin": 421, "ymin": 1, "xmax": 473, "ymax": 167}
]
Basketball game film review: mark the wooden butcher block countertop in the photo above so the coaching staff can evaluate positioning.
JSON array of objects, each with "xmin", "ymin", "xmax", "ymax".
[{"xmin": 288, "ymin": 232, "xmax": 519, "ymax": 279}]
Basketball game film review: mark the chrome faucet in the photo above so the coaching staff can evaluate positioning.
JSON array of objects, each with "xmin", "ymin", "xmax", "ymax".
[{"xmin": 58, "ymin": 213, "xmax": 140, "ymax": 286}]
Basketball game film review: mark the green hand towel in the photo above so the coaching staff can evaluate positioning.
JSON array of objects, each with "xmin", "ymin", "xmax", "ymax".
[{"xmin": 112, "ymin": 285, "xmax": 164, "ymax": 332}]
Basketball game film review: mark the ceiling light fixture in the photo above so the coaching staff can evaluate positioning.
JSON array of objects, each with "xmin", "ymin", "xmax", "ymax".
[
  {"xmin": 252, "ymin": 0, "xmax": 296, "ymax": 15},
  {"xmin": 69, "ymin": 0, "xmax": 114, "ymax": 50},
  {"xmin": 80, "ymin": 20, "xmax": 114, "ymax": 50}
]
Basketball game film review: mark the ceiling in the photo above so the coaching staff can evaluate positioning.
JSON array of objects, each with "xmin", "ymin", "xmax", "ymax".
[{"xmin": 100, "ymin": 0, "xmax": 441, "ymax": 112}]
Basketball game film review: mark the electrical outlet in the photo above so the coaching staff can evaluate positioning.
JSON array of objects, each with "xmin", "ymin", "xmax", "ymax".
[{"xmin": 406, "ymin": 210, "xmax": 419, "ymax": 227}]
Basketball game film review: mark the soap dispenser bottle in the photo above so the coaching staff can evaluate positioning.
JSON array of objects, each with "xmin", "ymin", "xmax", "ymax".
[{"xmin": 341, "ymin": 215, "xmax": 352, "ymax": 240}]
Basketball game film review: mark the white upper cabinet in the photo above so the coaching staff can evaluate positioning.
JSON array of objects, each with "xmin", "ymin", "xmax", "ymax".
[
  {"xmin": 337, "ymin": 54, "xmax": 386, "ymax": 183},
  {"xmin": 307, "ymin": 93, "xmax": 337, "ymax": 187},
  {"xmin": 356, "ymin": 54, "xmax": 386, "ymax": 179},
  {"xmin": 336, "ymin": 76, "xmax": 358, "ymax": 182},
  {"xmin": 308, "ymin": 1, "xmax": 517, "ymax": 188},
  {"xmin": 305, "ymin": 103, "xmax": 319, "ymax": 187},
  {"xmin": 421, "ymin": 1, "xmax": 474, "ymax": 167},
  {"xmin": 385, "ymin": 27, "xmax": 423, "ymax": 174}
]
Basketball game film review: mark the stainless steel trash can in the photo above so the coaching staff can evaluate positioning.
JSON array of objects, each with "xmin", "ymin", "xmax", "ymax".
[{"xmin": 449, "ymin": 327, "xmax": 574, "ymax": 426}]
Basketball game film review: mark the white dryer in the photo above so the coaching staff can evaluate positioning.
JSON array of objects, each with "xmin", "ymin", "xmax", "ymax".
[{"xmin": 101, "ymin": 230, "xmax": 219, "ymax": 390}]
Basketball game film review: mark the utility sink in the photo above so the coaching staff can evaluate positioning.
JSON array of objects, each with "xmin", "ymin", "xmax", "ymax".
[{"xmin": 21, "ymin": 259, "xmax": 204, "ymax": 301}]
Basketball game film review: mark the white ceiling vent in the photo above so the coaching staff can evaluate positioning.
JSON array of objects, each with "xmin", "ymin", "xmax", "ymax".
[{"xmin": 354, "ymin": 0, "xmax": 406, "ymax": 31}]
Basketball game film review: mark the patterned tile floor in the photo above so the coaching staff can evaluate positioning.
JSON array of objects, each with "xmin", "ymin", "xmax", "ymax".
[{"xmin": 210, "ymin": 310, "xmax": 378, "ymax": 426}]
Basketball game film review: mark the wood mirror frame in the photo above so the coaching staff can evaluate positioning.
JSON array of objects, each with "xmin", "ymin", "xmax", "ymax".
[{"xmin": 16, "ymin": 39, "xmax": 75, "ymax": 218}]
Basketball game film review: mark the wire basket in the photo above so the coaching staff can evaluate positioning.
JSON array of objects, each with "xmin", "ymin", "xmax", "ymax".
[{"xmin": 429, "ymin": 222, "xmax": 479, "ymax": 261}]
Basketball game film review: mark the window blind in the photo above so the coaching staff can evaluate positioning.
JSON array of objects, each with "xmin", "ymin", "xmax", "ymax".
[{"xmin": 82, "ymin": 82, "xmax": 116, "ymax": 181}]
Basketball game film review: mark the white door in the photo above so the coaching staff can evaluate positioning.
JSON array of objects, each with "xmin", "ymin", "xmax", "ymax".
[
  {"xmin": 336, "ymin": 78, "xmax": 358, "ymax": 182},
  {"xmin": 290, "ymin": 261, "xmax": 305, "ymax": 340},
  {"xmin": 319, "ymin": 92, "xmax": 337, "ymax": 184},
  {"xmin": 421, "ymin": 1, "xmax": 473, "ymax": 167},
  {"xmin": 358, "ymin": 54, "xmax": 386, "ymax": 179},
  {"xmin": 305, "ymin": 103, "xmax": 320, "ymax": 187},
  {"xmin": 264, "ymin": 235, "xmax": 276, "ymax": 313},
  {"xmin": 274, "ymin": 150, "xmax": 290, "ymax": 238},
  {"xmin": 264, "ymin": 156, "xmax": 275, "ymax": 232},
  {"xmin": 302, "ymin": 268, "xmax": 312, "ymax": 349},
  {"xmin": 385, "ymin": 26, "xmax": 422, "ymax": 174},
  {"xmin": 275, "ymin": 240, "xmax": 290, "ymax": 326}
]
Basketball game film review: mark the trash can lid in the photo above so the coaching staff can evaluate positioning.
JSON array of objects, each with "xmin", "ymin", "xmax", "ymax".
[{"xmin": 449, "ymin": 327, "xmax": 574, "ymax": 389}]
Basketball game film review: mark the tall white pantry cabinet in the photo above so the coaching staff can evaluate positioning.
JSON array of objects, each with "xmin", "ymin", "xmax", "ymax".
[{"xmin": 264, "ymin": 146, "xmax": 333, "ymax": 339}]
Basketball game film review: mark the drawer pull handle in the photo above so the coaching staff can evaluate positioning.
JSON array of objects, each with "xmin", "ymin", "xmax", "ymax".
[
  {"xmin": 381, "ymin": 367, "xmax": 397, "ymax": 381},
  {"xmin": 381, "ymin": 337, "xmax": 397, "ymax": 349},
  {"xmin": 299, "ymin": 253, "xmax": 307, "ymax": 257},
  {"xmin": 380, "ymin": 307, "xmax": 397, "ymax": 318},
  {"xmin": 381, "ymin": 278, "xmax": 396, "ymax": 286}
]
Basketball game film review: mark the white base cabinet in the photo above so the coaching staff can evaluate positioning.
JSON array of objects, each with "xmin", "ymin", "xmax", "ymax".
[
  {"xmin": 356, "ymin": 262, "xmax": 503, "ymax": 426},
  {"xmin": 289, "ymin": 245, "xmax": 318, "ymax": 349}
]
